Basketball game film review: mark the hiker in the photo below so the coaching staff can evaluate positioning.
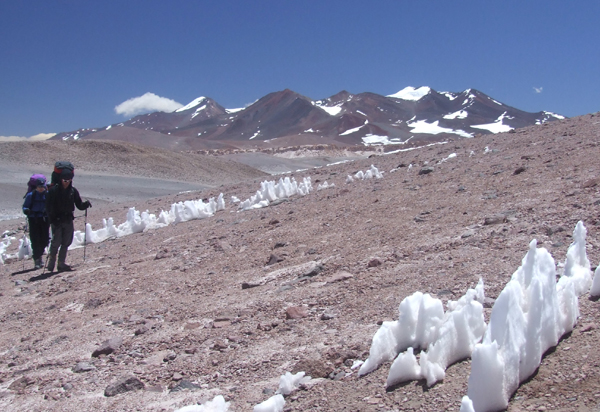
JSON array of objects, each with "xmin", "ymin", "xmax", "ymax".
[
  {"xmin": 45, "ymin": 168, "xmax": 92, "ymax": 272},
  {"xmin": 22, "ymin": 176, "xmax": 50, "ymax": 269}
]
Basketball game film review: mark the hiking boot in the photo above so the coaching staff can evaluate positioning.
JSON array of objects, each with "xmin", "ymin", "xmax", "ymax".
[
  {"xmin": 34, "ymin": 258, "xmax": 42, "ymax": 269},
  {"xmin": 46, "ymin": 256, "xmax": 56, "ymax": 272},
  {"xmin": 57, "ymin": 262, "xmax": 73, "ymax": 272}
]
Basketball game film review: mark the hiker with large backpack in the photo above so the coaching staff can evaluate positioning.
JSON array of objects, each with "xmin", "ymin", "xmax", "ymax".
[
  {"xmin": 22, "ymin": 174, "xmax": 50, "ymax": 269},
  {"xmin": 45, "ymin": 161, "xmax": 92, "ymax": 272}
]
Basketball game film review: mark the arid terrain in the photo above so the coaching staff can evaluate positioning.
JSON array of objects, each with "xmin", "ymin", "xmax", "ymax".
[{"xmin": 1, "ymin": 113, "xmax": 600, "ymax": 412}]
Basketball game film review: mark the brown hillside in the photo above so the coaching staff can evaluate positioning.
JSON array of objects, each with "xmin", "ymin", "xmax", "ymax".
[{"xmin": 0, "ymin": 113, "xmax": 600, "ymax": 411}]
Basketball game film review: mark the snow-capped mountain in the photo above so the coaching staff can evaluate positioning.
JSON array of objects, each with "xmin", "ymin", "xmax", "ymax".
[{"xmin": 52, "ymin": 87, "xmax": 565, "ymax": 151}]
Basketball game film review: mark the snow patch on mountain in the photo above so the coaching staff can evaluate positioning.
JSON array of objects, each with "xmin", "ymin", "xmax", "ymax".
[
  {"xmin": 471, "ymin": 112, "xmax": 514, "ymax": 133},
  {"xmin": 340, "ymin": 121, "xmax": 368, "ymax": 136},
  {"xmin": 388, "ymin": 86, "xmax": 431, "ymax": 101},
  {"xmin": 176, "ymin": 96, "xmax": 207, "ymax": 112},
  {"xmin": 190, "ymin": 105, "xmax": 208, "ymax": 120},
  {"xmin": 535, "ymin": 112, "xmax": 566, "ymax": 125},
  {"xmin": 441, "ymin": 92, "xmax": 459, "ymax": 101},
  {"xmin": 544, "ymin": 111, "xmax": 566, "ymax": 120},
  {"xmin": 443, "ymin": 110, "xmax": 468, "ymax": 120},
  {"xmin": 313, "ymin": 101, "xmax": 343, "ymax": 116},
  {"xmin": 547, "ymin": 111, "xmax": 565, "ymax": 119},
  {"xmin": 362, "ymin": 135, "xmax": 404, "ymax": 146},
  {"xmin": 408, "ymin": 120, "xmax": 473, "ymax": 138},
  {"xmin": 321, "ymin": 105, "xmax": 343, "ymax": 116}
]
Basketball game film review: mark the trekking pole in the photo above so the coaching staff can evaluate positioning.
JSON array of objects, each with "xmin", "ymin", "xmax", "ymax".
[
  {"xmin": 83, "ymin": 208, "xmax": 88, "ymax": 262},
  {"xmin": 22, "ymin": 221, "xmax": 28, "ymax": 271},
  {"xmin": 41, "ymin": 253, "xmax": 49, "ymax": 275},
  {"xmin": 42, "ymin": 228, "xmax": 53, "ymax": 276}
]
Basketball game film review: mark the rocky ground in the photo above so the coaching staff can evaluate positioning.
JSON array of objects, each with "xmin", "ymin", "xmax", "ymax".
[{"xmin": 1, "ymin": 113, "xmax": 600, "ymax": 411}]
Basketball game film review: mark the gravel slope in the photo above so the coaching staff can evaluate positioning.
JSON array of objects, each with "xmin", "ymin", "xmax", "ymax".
[{"xmin": 0, "ymin": 114, "xmax": 600, "ymax": 411}]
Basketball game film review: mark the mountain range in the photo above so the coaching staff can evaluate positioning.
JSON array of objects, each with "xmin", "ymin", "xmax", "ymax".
[{"xmin": 52, "ymin": 86, "xmax": 565, "ymax": 152}]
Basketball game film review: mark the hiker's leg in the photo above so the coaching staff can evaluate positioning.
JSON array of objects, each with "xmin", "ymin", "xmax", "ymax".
[
  {"xmin": 57, "ymin": 221, "xmax": 74, "ymax": 264},
  {"xmin": 47, "ymin": 222, "xmax": 64, "ymax": 271},
  {"xmin": 41, "ymin": 218, "xmax": 50, "ymax": 252},
  {"xmin": 49, "ymin": 223, "xmax": 62, "ymax": 257},
  {"xmin": 29, "ymin": 218, "xmax": 44, "ymax": 260}
]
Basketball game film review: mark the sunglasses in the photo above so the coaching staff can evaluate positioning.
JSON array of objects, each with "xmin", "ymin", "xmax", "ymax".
[{"xmin": 62, "ymin": 179, "xmax": 72, "ymax": 183}]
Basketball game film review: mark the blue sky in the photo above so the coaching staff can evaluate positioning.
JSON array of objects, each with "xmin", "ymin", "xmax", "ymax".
[{"xmin": 1, "ymin": 1, "xmax": 598, "ymax": 140}]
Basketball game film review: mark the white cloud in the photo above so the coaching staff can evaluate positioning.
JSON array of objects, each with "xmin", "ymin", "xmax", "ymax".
[
  {"xmin": 114, "ymin": 92, "xmax": 183, "ymax": 117},
  {"xmin": 533, "ymin": 87, "xmax": 543, "ymax": 94},
  {"xmin": 0, "ymin": 133, "xmax": 56, "ymax": 142}
]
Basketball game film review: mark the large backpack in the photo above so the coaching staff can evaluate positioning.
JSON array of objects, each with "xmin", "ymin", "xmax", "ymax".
[
  {"xmin": 25, "ymin": 174, "xmax": 47, "ymax": 197},
  {"xmin": 50, "ymin": 161, "xmax": 75, "ymax": 186}
]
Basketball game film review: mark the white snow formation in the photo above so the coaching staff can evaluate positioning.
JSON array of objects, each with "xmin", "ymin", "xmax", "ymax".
[
  {"xmin": 562, "ymin": 220, "xmax": 592, "ymax": 296},
  {"xmin": 238, "ymin": 177, "xmax": 313, "ymax": 211},
  {"xmin": 346, "ymin": 165, "xmax": 384, "ymax": 183},
  {"xmin": 358, "ymin": 291, "xmax": 446, "ymax": 376},
  {"xmin": 174, "ymin": 394, "xmax": 230, "ymax": 412},
  {"xmin": 176, "ymin": 371, "xmax": 309, "ymax": 412},
  {"xmin": 590, "ymin": 265, "xmax": 600, "ymax": 297},
  {"xmin": 359, "ymin": 280, "xmax": 486, "ymax": 387},
  {"xmin": 460, "ymin": 221, "xmax": 589, "ymax": 412},
  {"xmin": 316, "ymin": 181, "xmax": 334, "ymax": 191},
  {"xmin": 253, "ymin": 394, "xmax": 285, "ymax": 412},
  {"xmin": 251, "ymin": 371, "xmax": 309, "ymax": 412},
  {"xmin": 72, "ymin": 176, "xmax": 311, "ymax": 246},
  {"xmin": 355, "ymin": 219, "xmax": 592, "ymax": 412},
  {"xmin": 72, "ymin": 194, "xmax": 226, "ymax": 247},
  {"xmin": 1, "ymin": 234, "xmax": 33, "ymax": 263},
  {"xmin": 2, "ymin": 169, "xmax": 365, "ymax": 261},
  {"xmin": 438, "ymin": 153, "xmax": 457, "ymax": 163},
  {"xmin": 277, "ymin": 371, "xmax": 311, "ymax": 395},
  {"xmin": 18, "ymin": 236, "xmax": 33, "ymax": 260},
  {"xmin": 0, "ymin": 236, "xmax": 9, "ymax": 264},
  {"xmin": 387, "ymin": 280, "xmax": 486, "ymax": 387}
]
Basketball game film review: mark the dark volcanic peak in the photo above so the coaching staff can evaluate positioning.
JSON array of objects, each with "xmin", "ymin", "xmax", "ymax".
[
  {"xmin": 52, "ymin": 86, "xmax": 566, "ymax": 151},
  {"xmin": 171, "ymin": 96, "xmax": 227, "ymax": 125},
  {"xmin": 314, "ymin": 90, "xmax": 354, "ymax": 106},
  {"xmin": 216, "ymin": 89, "xmax": 330, "ymax": 142}
]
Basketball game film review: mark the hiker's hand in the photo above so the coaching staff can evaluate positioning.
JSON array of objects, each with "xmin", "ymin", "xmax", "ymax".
[
  {"xmin": 83, "ymin": 201, "xmax": 92, "ymax": 209},
  {"xmin": 23, "ymin": 208, "xmax": 30, "ymax": 216}
]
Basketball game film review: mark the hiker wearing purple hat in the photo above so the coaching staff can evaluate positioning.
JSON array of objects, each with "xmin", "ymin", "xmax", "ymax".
[
  {"xmin": 22, "ymin": 175, "xmax": 50, "ymax": 269},
  {"xmin": 45, "ymin": 168, "xmax": 91, "ymax": 272}
]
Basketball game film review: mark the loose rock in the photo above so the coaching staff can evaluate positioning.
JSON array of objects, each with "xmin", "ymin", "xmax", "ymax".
[
  {"xmin": 92, "ymin": 337, "xmax": 123, "ymax": 358},
  {"xmin": 286, "ymin": 306, "xmax": 309, "ymax": 320},
  {"xmin": 104, "ymin": 376, "xmax": 144, "ymax": 397},
  {"xmin": 72, "ymin": 362, "xmax": 96, "ymax": 373}
]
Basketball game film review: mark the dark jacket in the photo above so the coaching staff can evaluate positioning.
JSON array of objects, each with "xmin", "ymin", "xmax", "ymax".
[
  {"xmin": 23, "ymin": 190, "xmax": 47, "ymax": 218},
  {"xmin": 46, "ymin": 183, "xmax": 87, "ymax": 224}
]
